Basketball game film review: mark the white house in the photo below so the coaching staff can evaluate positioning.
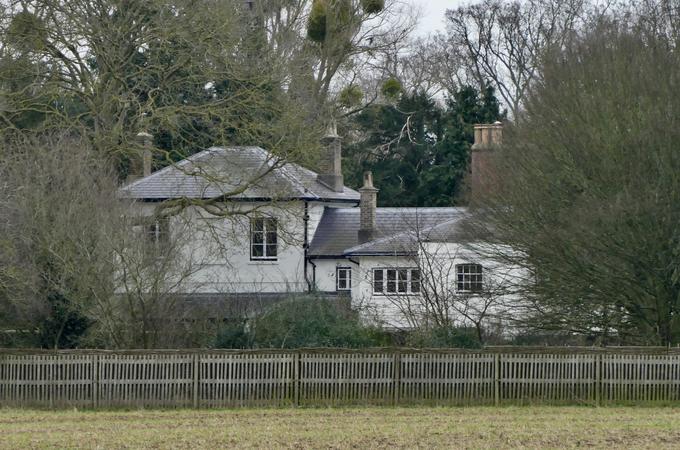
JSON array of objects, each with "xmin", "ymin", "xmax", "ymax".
[{"xmin": 118, "ymin": 123, "xmax": 523, "ymax": 330}]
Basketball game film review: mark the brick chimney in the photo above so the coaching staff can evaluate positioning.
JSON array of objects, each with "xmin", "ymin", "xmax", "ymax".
[
  {"xmin": 128, "ymin": 132, "xmax": 153, "ymax": 182},
  {"xmin": 358, "ymin": 171, "xmax": 378, "ymax": 244},
  {"xmin": 470, "ymin": 121, "xmax": 502, "ymax": 199},
  {"xmin": 317, "ymin": 121, "xmax": 344, "ymax": 192}
]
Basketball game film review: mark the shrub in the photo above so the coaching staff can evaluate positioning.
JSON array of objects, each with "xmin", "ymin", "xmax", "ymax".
[
  {"xmin": 213, "ymin": 319, "xmax": 251, "ymax": 349},
  {"xmin": 405, "ymin": 326, "xmax": 482, "ymax": 349},
  {"xmin": 361, "ymin": 0, "xmax": 385, "ymax": 14},
  {"xmin": 213, "ymin": 295, "xmax": 391, "ymax": 349}
]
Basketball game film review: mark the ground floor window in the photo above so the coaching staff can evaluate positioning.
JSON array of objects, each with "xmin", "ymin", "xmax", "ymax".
[
  {"xmin": 372, "ymin": 268, "xmax": 420, "ymax": 295},
  {"xmin": 456, "ymin": 263, "xmax": 484, "ymax": 292},
  {"xmin": 336, "ymin": 267, "xmax": 352, "ymax": 291}
]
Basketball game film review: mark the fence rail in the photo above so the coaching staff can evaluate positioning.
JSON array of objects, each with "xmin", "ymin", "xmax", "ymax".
[{"xmin": 1, "ymin": 348, "xmax": 680, "ymax": 408}]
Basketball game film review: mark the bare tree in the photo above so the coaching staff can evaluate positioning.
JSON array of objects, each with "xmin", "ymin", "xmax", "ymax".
[
  {"xmin": 0, "ymin": 134, "xmax": 119, "ymax": 348},
  {"xmin": 444, "ymin": 0, "xmax": 588, "ymax": 117}
]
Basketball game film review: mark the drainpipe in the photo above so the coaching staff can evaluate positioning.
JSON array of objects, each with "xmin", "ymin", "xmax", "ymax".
[{"xmin": 303, "ymin": 201, "xmax": 312, "ymax": 292}]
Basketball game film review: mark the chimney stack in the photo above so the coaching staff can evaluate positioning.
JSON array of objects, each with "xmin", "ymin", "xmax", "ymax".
[
  {"xmin": 470, "ymin": 121, "xmax": 502, "ymax": 199},
  {"xmin": 133, "ymin": 131, "xmax": 153, "ymax": 177},
  {"xmin": 318, "ymin": 121, "xmax": 344, "ymax": 192},
  {"xmin": 358, "ymin": 171, "xmax": 378, "ymax": 244}
]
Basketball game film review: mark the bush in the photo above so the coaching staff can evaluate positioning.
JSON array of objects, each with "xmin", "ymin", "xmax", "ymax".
[
  {"xmin": 361, "ymin": 0, "xmax": 384, "ymax": 14},
  {"xmin": 405, "ymin": 326, "xmax": 481, "ymax": 349},
  {"xmin": 214, "ymin": 295, "xmax": 391, "ymax": 349},
  {"xmin": 213, "ymin": 319, "xmax": 251, "ymax": 349}
]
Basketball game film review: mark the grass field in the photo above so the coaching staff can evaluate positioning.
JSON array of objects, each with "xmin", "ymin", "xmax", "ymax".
[{"xmin": 1, "ymin": 406, "xmax": 680, "ymax": 449}]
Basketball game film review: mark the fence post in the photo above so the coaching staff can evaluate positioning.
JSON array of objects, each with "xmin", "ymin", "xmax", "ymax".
[
  {"xmin": 294, "ymin": 352, "xmax": 300, "ymax": 407},
  {"xmin": 92, "ymin": 354, "xmax": 99, "ymax": 409},
  {"xmin": 393, "ymin": 351, "xmax": 401, "ymax": 406},
  {"xmin": 494, "ymin": 353, "xmax": 500, "ymax": 406},
  {"xmin": 193, "ymin": 353, "xmax": 200, "ymax": 409},
  {"xmin": 49, "ymin": 356, "xmax": 55, "ymax": 409},
  {"xmin": 595, "ymin": 353, "xmax": 601, "ymax": 407}
]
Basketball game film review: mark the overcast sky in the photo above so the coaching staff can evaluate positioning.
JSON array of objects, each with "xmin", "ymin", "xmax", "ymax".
[{"xmin": 413, "ymin": 0, "xmax": 466, "ymax": 36}]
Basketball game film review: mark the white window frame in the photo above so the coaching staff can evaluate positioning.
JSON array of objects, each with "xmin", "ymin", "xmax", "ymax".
[
  {"xmin": 146, "ymin": 217, "xmax": 169, "ymax": 245},
  {"xmin": 372, "ymin": 268, "xmax": 421, "ymax": 295},
  {"xmin": 456, "ymin": 263, "xmax": 484, "ymax": 293},
  {"xmin": 250, "ymin": 217, "xmax": 278, "ymax": 261},
  {"xmin": 336, "ymin": 267, "xmax": 352, "ymax": 291}
]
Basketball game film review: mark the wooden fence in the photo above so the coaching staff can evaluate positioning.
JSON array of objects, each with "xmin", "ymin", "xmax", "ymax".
[{"xmin": 1, "ymin": 347, "xmax": 680, "ymax": 408}]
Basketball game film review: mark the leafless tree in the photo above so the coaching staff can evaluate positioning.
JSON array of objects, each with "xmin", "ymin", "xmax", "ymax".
[{"xmin": 444, "ymin": 0, "xmax": 589, "ymax": 117}]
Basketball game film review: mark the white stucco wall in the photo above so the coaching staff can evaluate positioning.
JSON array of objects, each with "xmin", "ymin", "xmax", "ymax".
[
  {"xmin": 125, "ymin": 200, "xmax": 349, "ymax": 295},
  {"xmin": 348, "ymin": 243, "xmax": 527, "ymax": 330}
]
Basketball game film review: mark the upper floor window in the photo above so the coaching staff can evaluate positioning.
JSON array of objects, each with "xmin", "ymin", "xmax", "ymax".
[
  {"xmin": 373, "ymin": 268, "xmax": 420, "ymax": 295},
  {"xmin": 250, "ymin": 217, "xmax": 277, "ymax": 260},
  {"xmin": 456, "ymin": 264, "xmax": 483, "ymax": 292},
  {"xmin": 336, "ymin": 267, "xmax": 352, "ymax": 291}
]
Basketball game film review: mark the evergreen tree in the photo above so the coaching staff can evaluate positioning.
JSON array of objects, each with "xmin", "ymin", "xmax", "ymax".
[{"xmin": 344, "ymin": 86, "xmax": 503, "ymax": 206}]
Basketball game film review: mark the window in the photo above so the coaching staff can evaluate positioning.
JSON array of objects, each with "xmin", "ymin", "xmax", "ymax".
[
  {"xmin": 456, "ymin": 264, "xmax": 484, "ymax": 292},
  {"xmin": 411, "ymin": 269, "xmax": 421, "ymax": 293},
  {"xmin": 336, "ymin": 267, "xmax": 352, "ymax": 291},
  {"xmin": 372, "ymin": 268, "xmax": 420, "ymax": 295},
  {"xmin": 250, "ymin": 217, "xmax": 277, "ymax": 260},
  {"xmin": 146, "ymin": 217, "xmax": 169, "ymax": 245}
]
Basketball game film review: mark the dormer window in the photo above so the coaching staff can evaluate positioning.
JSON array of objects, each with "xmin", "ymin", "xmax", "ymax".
[
  {"xmin": 250, "ymin": 217, "xmax": 277, "ymax": 260},
  {"xmin": 456, "ymin": 264, "xmax": 484, "ymax": 292}
]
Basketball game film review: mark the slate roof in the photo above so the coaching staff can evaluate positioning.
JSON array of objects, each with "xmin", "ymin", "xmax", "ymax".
[
  {"xmin": 309, "ymin": 207, "xmax": 469, "ymax": 257},
  {"xmin": 119, "ymin": 146, "xmax": 360, "ymax": 202}
]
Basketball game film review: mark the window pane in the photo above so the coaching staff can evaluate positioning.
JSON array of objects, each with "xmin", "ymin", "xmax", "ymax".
[
  {"xmin": 398, "ymin": 269, "xmax": 407, "ymax": 292},
  {"xmin": 265, "ymin": 218, "xmax": 277, "ymax": 231},
  {"xmin": 252, "ymin": 245, "xmax": 264, "ymax": 257},
  {"xmin": 266, "ymin": 231, "xmax": 277, "ymax": 245},
  {"xmin": 266, "ymin": 244, "xmax": 277, "ymax": 257},
  {"xmin": 252, "ymin": 232, "xmax": 264, "ymax": 244},
  {"xmin": 387, "ymin": 270, "xmax": 396, "ymax": 291},
  {"xmin": 252, "ymin": 218, "xmax": 264, "ymax": 232},
  {"xmin": 373, "ymin": 270, "xmax": 383, "ymax": 293}
]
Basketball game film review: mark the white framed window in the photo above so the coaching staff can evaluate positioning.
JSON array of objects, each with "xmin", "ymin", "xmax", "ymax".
[
  {"xmin": 336, "ymin": 267, "xmax": 352, "ymax": 291},
  {"xmin": 372, "ymin": 268, "xmax": 420, "ymax": 295},
  {"xmin": 146, "ymin": 217, "xmax": 169, "ymax": 245},
  {"xmin": 456, "ymin": 263, "xmax": 483, "ymax": 292},
  {"xmin": 250, "ymin": 217, "xmax": 277, "ymax": 260}
]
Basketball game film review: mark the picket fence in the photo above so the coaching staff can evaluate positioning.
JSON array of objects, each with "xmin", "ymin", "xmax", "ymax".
[{"xmin": 1, "ymin": 347, "xmax": 680, "ymax": 408}]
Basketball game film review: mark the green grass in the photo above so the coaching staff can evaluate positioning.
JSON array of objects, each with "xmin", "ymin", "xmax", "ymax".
[{"xmin": 1, "ymin": 406, "xmax": 680, "ymax": 449}]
